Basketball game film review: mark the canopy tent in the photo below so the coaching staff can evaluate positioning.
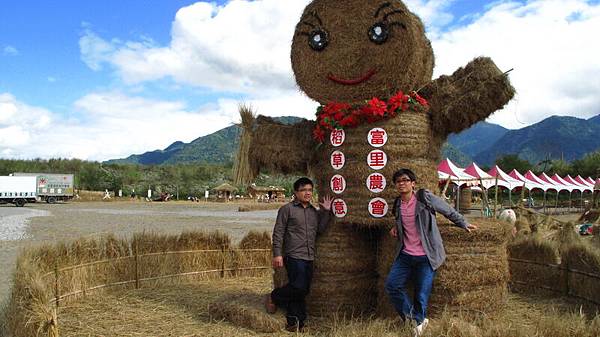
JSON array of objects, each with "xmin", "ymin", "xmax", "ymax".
[
  {"xmin": 487, "ymin": 166, "xmax": 524, "ymax": 190},
  {"xmin": 538, "ymin": 173, "xmax": 571, "ymax": 213},
  {"xmin": 564, "ymin": 175, "xmax": 592, "ymax": 192},
  {"xmin": 464, "ymin": 163, "xmax": 496, "ymax": 189},
  {"xmin": 550, "ymin": 174, "xmax": 581, "ymax": 193},
  {"xmin": 508, "ymin": 169, "xmax": 545, "ymax": 191},
  {"xmin": 586, "ymin": 177, "xmax": 597, "ymax": 186},
  {"xmin": 575, "ymin": 175, "xmax": 595, "ymax": 189},
  {"xmin": 438, "ymin": 159, "xmax": 478, "ymax": 187},
  {"xmin": 524, "ymin": 170, "xmax": 555, "ymax": 191},
  {"xmin": 487, "ymin": 166, "xmax": 525, "ymax": 206}
]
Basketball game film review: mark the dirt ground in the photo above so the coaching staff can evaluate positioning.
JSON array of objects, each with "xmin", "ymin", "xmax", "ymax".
[{"xmin": 0, "ymin": 200, "xmax": 278, "ymax": 305}]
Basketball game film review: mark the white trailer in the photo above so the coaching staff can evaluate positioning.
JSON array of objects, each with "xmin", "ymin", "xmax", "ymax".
[
  {"xmin": 0, "ymin": 176, "xmax": 37, "ymax": 207},
  {"xmin": 13, "ymin": 173, "xmax": 74, "ymax": 203}
]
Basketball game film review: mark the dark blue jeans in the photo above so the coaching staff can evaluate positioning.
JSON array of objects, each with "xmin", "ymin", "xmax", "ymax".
[
  {"xmin": 384, "ymin": 252, "xmax": 436, "ymax": 324},
  {"xmin": 271, "ymin": 257, "xmax": 313, "ymax": 327}
]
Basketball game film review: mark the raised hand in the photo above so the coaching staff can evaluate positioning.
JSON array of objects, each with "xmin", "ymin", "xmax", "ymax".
[
  {"xmin": 320, "ymin": 194, "xmax": 333, "ymax": 211},
  {"xmin": 466, "ymin": 223, "xmax": 478, "ymax": 233}
]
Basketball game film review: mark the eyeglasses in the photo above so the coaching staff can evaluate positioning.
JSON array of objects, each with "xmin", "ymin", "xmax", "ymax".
[{"xmin": 395, "ymin": 178, "xmax": 413, "ymax": 184}]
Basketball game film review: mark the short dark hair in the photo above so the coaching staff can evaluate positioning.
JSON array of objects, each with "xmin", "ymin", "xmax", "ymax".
[
  {"xmin": 393, "ymin": 169, "xmax": 417, "ymax": 183},
  {"xmin": 293, "ymin": 177, "xmax": 314, "ymax": 191}
]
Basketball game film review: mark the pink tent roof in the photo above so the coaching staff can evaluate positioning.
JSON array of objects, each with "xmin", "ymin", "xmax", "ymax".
[
  {"xmin": 438, "ymin": 159, "xmax": 478, "ymax": 186},
  {"xmin": 564, "ymin": 175, "xmax": 592, "ymax": 192},
  {"xmin": 586, "ymin": 177, "xmax": 596, "ymax": 185},
  {"xmin": 488, "ymin": 166, "xmax": 524, "ymax": 190},
  {"xmin": 509, "ymin": 169, "xmax": 544, "ymax": 191},
  {"xmin": 464, "ymin": 162, "xmax": 496, "ymax": 189},
  {"xmin": 550, "ymin": 174, "xmax": 579, "ymax": 192},
  {"xmin": 575, "ymin": 175, "xmax": 594, "ymax": 188},
  {"xmin": 537, "ymin": 173, "xmax": 565, "ymax": 191}
]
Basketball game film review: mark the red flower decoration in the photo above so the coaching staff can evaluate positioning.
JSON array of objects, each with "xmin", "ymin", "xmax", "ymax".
[
  {"xmin": 366, "ymin": 97, "xmax": 387, "ymax": 117},
  {"xmin": 313, "ymin": 126, "xmax": 325, "ymax": 142}
]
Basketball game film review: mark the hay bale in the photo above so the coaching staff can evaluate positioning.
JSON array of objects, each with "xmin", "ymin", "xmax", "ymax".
[
  {"xmin": 377, "ymin": 218, "xmax": 510, "ymax": 319},
  {"xmin": 209, "ymin": 293, "xmax": 285, "ymax": 333},
  {"xmin": 508, "ymin": 235, "xmax": 565, "ymax": 295},
  {"xmin": 249, "ymin": 115, "xmax": 316, "ymax": 175},
  {"xmin": 291, "ymin": 0, "xmax": 434, "ymax": 105},
  {"xmin": 238, "ymin": 231, "xmax": 271, "ymax": 249},
  {"xmin": 429, "ymin": 283, "xmax": 508, "ymax": 316},
  {"xmin": 562, "ymin": 243, "xmax": 600, "ymax": 305},
  {"xmin": 311, "ymin": 110, "xmax": 440, "ymax": 230},
  {"xmin": 308, "ymin": 223, "xmax": 378, "ymax": 316}
]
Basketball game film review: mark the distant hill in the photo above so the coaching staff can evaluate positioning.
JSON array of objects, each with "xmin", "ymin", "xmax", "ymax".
[
  {"xmin": 107, "ymin": 114, "xmax": 600, "ymax": 167},
  {"xmin": 446, "ymin": 121, "xmax": 508, "ymax": 158},
  {"xmin": 475, "ymin": 115, "xmax": 600, "ymax": 165},
  {"xmin": 106, "ymin": 116, "xmax": 304, "ymax": 165}
]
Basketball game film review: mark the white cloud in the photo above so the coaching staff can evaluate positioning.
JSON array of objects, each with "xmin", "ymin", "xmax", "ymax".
[
  {"xmin": 0, "ymin": 92, "xmax": 240, "ymax": 161},
  {"xmin": 431, "ymin": 0, "xmax": 600, "ymax": 129},
  {"xmin": 3, "ymin": 45, "xmax": 18, "ymax": 56}
]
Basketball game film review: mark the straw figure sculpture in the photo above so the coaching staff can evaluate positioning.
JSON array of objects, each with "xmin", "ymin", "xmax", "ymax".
[{"xmin": 238, "ymin": 0, "xmax": 515, "ymax": 318}]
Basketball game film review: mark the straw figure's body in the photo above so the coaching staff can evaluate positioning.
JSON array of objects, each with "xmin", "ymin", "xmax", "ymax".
[{"xmin": 245, "ymin": 0, "xmax": 515, "ymax": 317}]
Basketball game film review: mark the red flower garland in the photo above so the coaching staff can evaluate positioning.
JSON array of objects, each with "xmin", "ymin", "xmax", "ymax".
[{"xmin": 313, "ymin": 91, "xmax": 428, "ymax": 142}]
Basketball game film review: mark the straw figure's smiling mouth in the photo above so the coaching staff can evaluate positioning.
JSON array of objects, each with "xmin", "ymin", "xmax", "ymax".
[{"xmin": 327, "ymin": 69, "xmax": 377, "ymax": 85}]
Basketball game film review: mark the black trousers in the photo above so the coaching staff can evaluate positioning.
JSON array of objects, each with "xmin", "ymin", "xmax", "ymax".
[{"xmin": 271, "ymin": 256, "xmax": 313, "ymax": 327}]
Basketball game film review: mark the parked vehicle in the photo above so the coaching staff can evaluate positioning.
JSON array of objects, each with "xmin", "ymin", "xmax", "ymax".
[
  {"xmin": 0, "ymin": 176, "xmax": 37, "ymax": 207},
  {"xmin": 13, "ymin": 173, "xmax": 74, "ymax": 203}
]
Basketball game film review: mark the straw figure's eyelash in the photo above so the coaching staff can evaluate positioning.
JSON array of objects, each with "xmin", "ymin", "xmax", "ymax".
[{"xmin": 296, "ymin": 11, "xmax": 324, "ymax": 36}]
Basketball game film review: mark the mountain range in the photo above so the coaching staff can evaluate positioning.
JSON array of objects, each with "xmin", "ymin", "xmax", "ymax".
[{"xmin": 106, "ymin": 114, "xmax": 600, "ymax": 167}]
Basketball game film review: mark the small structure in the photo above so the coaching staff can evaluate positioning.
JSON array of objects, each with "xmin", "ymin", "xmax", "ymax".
[
  {"xmin": 247, "ymin": 184, "xmax": 285, "ymax": 202},
  {"xmin": 213, "ymin": 183, "xmax": 237, "ymax": 202}
]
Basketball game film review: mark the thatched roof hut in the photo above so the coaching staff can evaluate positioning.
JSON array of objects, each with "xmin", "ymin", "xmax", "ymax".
[
  {"xmin": 247, "ymin": 184, "xmax": 286, "ymax": 201},
  {"xmin": 213, "ymin": 183, "xmax": 237, "ymax": 202}
]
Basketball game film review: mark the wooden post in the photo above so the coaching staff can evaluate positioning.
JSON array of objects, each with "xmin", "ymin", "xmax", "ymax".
[
  {"xmin": 54, "ymin": 262, "xmax": 59, "ymax": 308},
  {"xmin": 220, "ymin": 245, "xmax": 226, "ymax": 278},
  {"xmin": 493, "ymin": 174, "xmax": 499, "ymax": 217},
  {"xmin": 134, "ymin": 241, "xmax": 140, "ymax": 289}
]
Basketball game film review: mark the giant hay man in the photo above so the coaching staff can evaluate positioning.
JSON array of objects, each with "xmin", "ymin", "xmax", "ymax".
[{"xmin": 243, "ymin": 0, "xmax": 515, "ymax": 316}]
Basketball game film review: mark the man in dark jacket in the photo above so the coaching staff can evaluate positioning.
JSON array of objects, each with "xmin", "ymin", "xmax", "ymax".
[
  {"xmin": 265, "ymin": 177, "xmax": 332, "ymax": 331},
  {"xmin": 385, "ymin": 168, "xmax": 477, "ymax": 336}
]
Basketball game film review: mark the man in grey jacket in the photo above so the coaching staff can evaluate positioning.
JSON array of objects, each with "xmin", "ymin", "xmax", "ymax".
[
  {"xmin": 385, "ymin": 168, "xmax": 477, "ymax": 336},
  {"xmin": 265, "ymin": 177, "xmax": 332, "ymax": 332}
]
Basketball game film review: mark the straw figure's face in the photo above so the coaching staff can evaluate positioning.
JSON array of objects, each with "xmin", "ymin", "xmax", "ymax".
[{"xmin": 291, "ymin": 0, "xmax": 434, "ymax": 105}]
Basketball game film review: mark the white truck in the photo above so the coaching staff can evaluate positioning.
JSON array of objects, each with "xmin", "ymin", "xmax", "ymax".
[
  {"xmin": 13, "ymin": 173, "xmax": 74, "ymax": 203},
  {"xmin": 0, "ymin": 176, "xmax": 37, "ymax": 207}
]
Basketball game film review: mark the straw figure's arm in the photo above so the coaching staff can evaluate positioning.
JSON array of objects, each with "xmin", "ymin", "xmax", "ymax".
[
  {"xmin": 419, "ymin": 57, "xmax": 515, "ymax": 138},
  {"xmin": 246, "ymin": 115, "xmax": 317, "ymax": 176}
]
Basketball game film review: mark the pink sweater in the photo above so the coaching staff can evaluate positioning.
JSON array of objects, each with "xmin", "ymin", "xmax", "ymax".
[{"xmin": 401, "ymin": 193, "xmax": 426, "ymax": 256}]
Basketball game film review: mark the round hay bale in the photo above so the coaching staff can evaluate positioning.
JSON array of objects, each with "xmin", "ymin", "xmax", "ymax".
[
  {"xmin": 291, "ymin": 0, "xmax": 434, "ymax": 105},
  {"xmin": 311, "ymin": 110, "xmax": 440, "ymax": 230},
  {"xmin": 436, "ymin": 251, "xmax": 509, "ymax": 292},
  {"xmin": 459, "ymin": 188, "xmax": 472, "ymax": 212},
  {"xmin": 307, "ymin": 223, "xmax": 378, "ymax": 316},
  {"xmin": 238, "ymin": 231, "xmax": 271, "ymax": 249}
]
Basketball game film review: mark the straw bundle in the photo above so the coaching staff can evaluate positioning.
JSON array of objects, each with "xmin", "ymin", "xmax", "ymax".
[
  {"xmin": 248, "ymin": 116, "xmax": 316, "ymax": 175},
  {"xmin": 291, "ymin": 0, "xmax": 434, "ymax": 105},
  {"xmin": 508, "ymin": 234, "xmax": 564, "ymax": 295},
  {"xmin": 209, "ymin": 293, "xmax": 285, "ymax": 333},
  {"xmin": 421, "ymin": 56, "xmax": 515, "ymax": 136},
  {"xmin": 308, "ymin": 223, "xmax": 378, "ymax": 316},
  {"xmin": 562, "ymin": 243, "xmax": 600, "ymax": 305},
  {"xmin": 377, "ymin": 218, "xmax": 511, "ymax": 318},
  {"xmin": 233, "ymin": 104, "xmax": 259, "ymax": 185},
  {"xmin": 238, "ymin": 231, "xmax": 271, "ymax": 249}
]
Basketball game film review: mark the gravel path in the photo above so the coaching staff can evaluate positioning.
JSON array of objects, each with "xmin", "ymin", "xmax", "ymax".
[{"xmin": 0, "ymin": 201, "xmax": 278, "ymax": 306}]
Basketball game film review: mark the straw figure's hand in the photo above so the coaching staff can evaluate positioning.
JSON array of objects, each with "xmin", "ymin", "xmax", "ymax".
[
  {"xmin": 420, "ymin": 57, "xmax": 515, "ymax": 138},
  {"xmin": 465, "ymin": 223, "xmax": 478, "ymax": 233}
]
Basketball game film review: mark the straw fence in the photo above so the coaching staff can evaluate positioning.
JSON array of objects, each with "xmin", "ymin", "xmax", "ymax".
[{"xmin": 1, "ymin": 230, "xmax": 271, "ymax": 337}]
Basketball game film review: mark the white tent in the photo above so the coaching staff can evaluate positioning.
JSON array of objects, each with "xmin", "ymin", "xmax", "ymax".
[
  {"xmin": 464, "ymin": 163, "xmax": 496, "ymax": 189},
  {"xmin": 508, "ymin": 169, "xmax": 545, "ymax": 191},
  {"xmin": 437, "ymin": 159, "xmax": 478, "ymax": 187}
]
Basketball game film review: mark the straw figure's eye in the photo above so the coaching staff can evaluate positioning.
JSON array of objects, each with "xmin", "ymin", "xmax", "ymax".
[
  {"xmin": 368, "ymin": 23, "xmax": 389, "ymax": 44},
  {"xmin": 308, "ymin": 29, "xmax": 328, "ymax": 51}
]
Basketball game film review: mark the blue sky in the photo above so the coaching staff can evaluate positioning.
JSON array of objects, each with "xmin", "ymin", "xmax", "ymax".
[{"xmin": 1, "ymin": 0, "xmax": 599, "ymax": 160}]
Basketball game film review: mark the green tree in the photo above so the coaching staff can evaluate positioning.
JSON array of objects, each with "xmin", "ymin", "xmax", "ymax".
[{"xmin": 495, "ymin": 154, "xmax": 532, "ymax": 173}]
